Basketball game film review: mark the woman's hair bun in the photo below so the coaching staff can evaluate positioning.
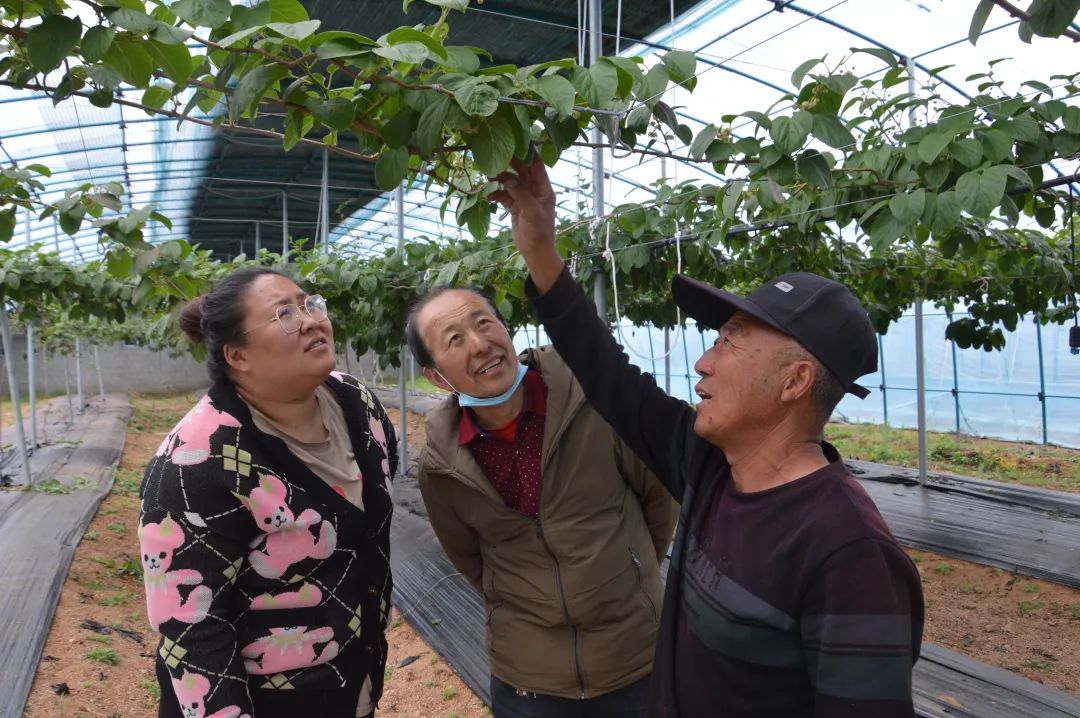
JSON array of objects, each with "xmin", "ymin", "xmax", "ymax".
[{"xmin": 178, "ymin": 295, "xmax": 208, "ymax": 344}]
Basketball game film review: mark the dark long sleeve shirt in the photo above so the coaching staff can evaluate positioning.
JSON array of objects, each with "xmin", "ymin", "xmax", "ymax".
[{"xmin": 528, "ymin": 267, "xmax": 923, "ymax": 718}]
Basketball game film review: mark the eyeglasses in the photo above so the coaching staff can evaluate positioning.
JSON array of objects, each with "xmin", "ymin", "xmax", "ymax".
[{"xmin": 243, "ymin": 295, "xmax": 329, "ymax": 336}]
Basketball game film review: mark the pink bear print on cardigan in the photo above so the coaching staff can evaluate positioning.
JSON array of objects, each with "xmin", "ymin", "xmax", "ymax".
[
  {"xmin": 241, "ymin": 626, "xmax": 339, "ymax": 674},
  {"xmin": 157, "ymin": 397, "xmax": 242, "ymax": 466},
  {"xmin": 171, "ymin": 670, "xmax": 250, "ymax": 718},
  {"xmin": 138, "ymin": 516, "xmax": 212, "ymax": 630},
  {"xmin": 369, "ymin": 415, "xmax": 390, "ymax": 477},
  {"xmin": 238, "ymin": 473, "xmax": 337, "ymax": 579}
]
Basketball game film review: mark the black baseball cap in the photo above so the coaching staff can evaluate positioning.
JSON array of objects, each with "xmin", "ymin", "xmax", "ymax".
[{"xmin": 671, "ymin": 272, "xmax": 878, "ymax": 399}]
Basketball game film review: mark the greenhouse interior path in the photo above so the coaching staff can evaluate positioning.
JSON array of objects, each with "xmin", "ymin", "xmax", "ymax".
[{"xmin": 0, "ymin": 393, "xmax": 130, "ymax": 718}]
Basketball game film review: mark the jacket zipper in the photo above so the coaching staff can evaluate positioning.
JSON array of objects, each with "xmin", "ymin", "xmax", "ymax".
[
  {"xmin": 536, "ymin": 517, "xmax": 587, "ymax": 699},
  {"xmin": 629, "ymin": 548, "xmax": 658, "ymax": 622}
]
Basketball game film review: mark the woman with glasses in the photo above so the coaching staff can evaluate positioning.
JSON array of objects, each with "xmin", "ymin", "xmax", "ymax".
[{"xmin": 138, "ymin": 267, "xmax": 396, "ymax": 718}]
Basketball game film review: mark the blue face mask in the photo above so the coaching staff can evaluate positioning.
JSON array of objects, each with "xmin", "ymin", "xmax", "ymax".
[{"xmin": 436, "ymin": 361, "xmax": 528, "ymax": 408}]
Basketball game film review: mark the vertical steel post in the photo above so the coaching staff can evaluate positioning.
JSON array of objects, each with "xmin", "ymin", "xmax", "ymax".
[
  {"xmin": 878, "ymin": 335, "xmax": 889, "ymax": 426},
  {"xmin": 63, "ymin": 352, "xmax": 74, "ymax": 423},
  {"xmin": 1035, "ymin": 320, "xmax": 1048, "ymax": 445},
  {"xmin": 75, "ymin": 336, "xmax": 85, "ymax": 412},
  {"xmin": 946, "ymin": 310, "xmax": 961, "ymax": 433},
  {"xmin": 255, "ymin": 220, "xmax": 261, "ymax": 255},
  {"xmin": 664, "ymin": 328, "xmax": 671, "ymax": 394},
  {"xmin": 396, "ymin": 182, "xmax": 408, "ymax": 477},
  {"xmin": 281, "ymin": 191, "xmax": 289, "ymax": 260},
  {"xmin": 27, "ymin": 322, "xmax": 37, "ymax": 450},
  {"xmin": 0, "ymin": 303, "xmax": 32, "ymax": 485},
  {"xmin": 321, "ymin": 148, "xmax": 330, "ymax": 251},
  {"xmin": 589, "ymin": 0, "xmax": 607, "ymax": 321},
  {"xmin": 907, "ymin": 56, "xmax": 928, "ymax": 485},
  {"xmin": 682, "ymin": 325, "xmax": 693, "ymax": 401},
  {"xmin": 93, "ymin": 345, "xmax": 105, "ymax": 401}
]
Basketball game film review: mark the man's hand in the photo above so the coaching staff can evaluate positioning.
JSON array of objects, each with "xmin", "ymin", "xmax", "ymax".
[{"xmin": 489, "ymin": 157, "xmax": 564, "ymax": 294}]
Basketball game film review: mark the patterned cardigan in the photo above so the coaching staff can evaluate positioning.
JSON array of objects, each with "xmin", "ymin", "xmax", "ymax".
[{"xmin": 138, "ymin": 372, "xmax": 397, "ymax": 717}]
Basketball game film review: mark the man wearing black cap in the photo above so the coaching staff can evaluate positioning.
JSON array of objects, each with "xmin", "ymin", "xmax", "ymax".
[{"xmin": 489, "ymin": 159, "xmax": 923, "ymax": 718}]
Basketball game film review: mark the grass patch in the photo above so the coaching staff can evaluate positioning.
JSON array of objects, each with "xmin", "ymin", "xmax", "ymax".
[
  {"xmin": 112, "ymin": 468, "xmax": 142, "ymax": 497},
  {"xmin": 106, "ymin": 523, "xmax": 127, "ymax": 536},
  {"xmin": 958, "ymin": 583, "xmax": 977, "ymax": 594},
  {"xmin": 441, "ymin": 687, "xmax": 458, "ymax": 701},
  {"xmin": 933, "ymin": 562, "xmax": 956, "ymax": 575},
  {"xmin": 139, "ymin": 678, "xmax": 161, "ymax": 707},
  {"xmin": 1018, "ymin": 600, "xmax": 1044, "ymax": 616},
  {"xmin": 99, "ymin": 592, "xmax": 132, "ymax": 607},
  {"xmin": 1022, "ymin": 659, "xmax": 1054, "ymax": 671},
  {"xmin": 82, "ymin": 531, "xmax": 99, "ymax": 541},
  {"xmin": 1022, "ymin": 582, "xmax": 1039, "ymax": 594},
  {"xmin": 84, "ymin": 633, "xmax": 112, "ymax": 644},
  {"xmin": 116, "ymin": 556, "xmax": 143, "ymax": 581},
  {"xmin": 826, "ymin": 421, "xmax": 1080, "ymax": 492},
  {"xmin": 84, "ymin": 647, "xmax": 120, "ymax": 666}
]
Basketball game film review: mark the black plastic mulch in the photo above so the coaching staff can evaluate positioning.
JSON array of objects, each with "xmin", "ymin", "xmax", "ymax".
[{"xmin": 0, "ymin": 396, "xmax": 131, "ymax": 718}]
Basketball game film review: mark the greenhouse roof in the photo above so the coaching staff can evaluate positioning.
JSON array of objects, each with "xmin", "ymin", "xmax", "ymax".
[{"xmin": 3, "ymin": 0, "xmax": 1079, "ymax": 264}]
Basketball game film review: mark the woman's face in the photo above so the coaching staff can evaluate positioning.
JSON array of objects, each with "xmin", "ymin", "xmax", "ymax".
[{"xmin": 226, "ymin": 274, "xmax": 335, "ymax": 398}]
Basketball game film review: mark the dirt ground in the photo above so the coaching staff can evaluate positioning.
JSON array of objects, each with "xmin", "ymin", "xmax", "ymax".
[{"xmin": 19, "ymin": 394, "xmax": 1080, "ymax": 718}]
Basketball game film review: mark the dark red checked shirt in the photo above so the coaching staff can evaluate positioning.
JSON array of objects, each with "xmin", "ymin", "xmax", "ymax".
[{"xmin": 459, "ymin": 368, "xmax": 547, "ymax": 519}]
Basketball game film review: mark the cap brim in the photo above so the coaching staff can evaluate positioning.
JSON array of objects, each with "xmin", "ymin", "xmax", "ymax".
[{"xmin": 671, "ymin": 274, "xmax": 786, "ymax": 334}]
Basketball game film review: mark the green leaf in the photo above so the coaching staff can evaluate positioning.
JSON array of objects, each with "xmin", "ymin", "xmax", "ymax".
[
  {"xmin": 769, "ymin": 111, "xmax": 812, "ymax": 155},
  {"xmin": 956, "ymin": 166, "xmax": 1007, "ymax": 217},
  {"xmin": 151, "ymin": 21, "xmax": 191, "ymax": 45},
  {"xmin": 443, "ymin": 46, "xmax": 480, "ymax": 73},
  {"xmin": 27, "ymin": 14, "xmax": 83, "ymax": 73},
  {"xmin": 387, "ymin": 27, "xmax": 447, "ymax": 61},
  {"xmin": 471, "ymin": 114, "xmax": 516, "ymax": 176},
  {"xmin": 796, "ymin": 150, "xmax": 833, "ymax": 187},
  {"xmin": 142, "ymin": 85, "xmax": 172, "ymax": 112},
  {"xmin": 917, "ymin": 131, "xmax": 953, "ymax": 164},
  {"xmin": 24, "ymin": 164, "xmax": 51, "ymax": 177},
  {"xmin": 850, "ymin": 46, "xmax": 898, "ymax": 67},
  {"xmin": 1063, "ymin": 105, "xmax": 1080, "ymax": 134},
  {"xmin": 950, "ymin": 137, "xmax": 983, "ymax": 168},
  {"xmin": 315, "ymin": 32, "xmax": 376, "ymax": 59},
  {"xmin": 0, "ymin": 208, "xmax": 15, "ymax": 243},
  {"xmin": 931, "ymin": 190, "xmax": 961, "ymax": 236},
  {"xmin": 145, "ymin": 40, "xmax": 192, "ymax": 84},
  {"xmin": 86, "ymin": 65, "xmax": 123, "ymax": 91},
  {"xmin": 811, "ymin": 113, "xmax": 855, "ymax": 150},
  {"xmin": 81, "ymin": 27, "xmax": 116, "ymax": 63},
  {"xmin": 1026, "ymin": 0, "xmax": 1080, "ymax": 38},
  {"xmin": 968, "ymin": 0, "xmax": 995, "ymax": 44},
  {"xmin": 571, "ymin": 62, "xmax": 618, "ymax": 109},
  {"xmin": 790, "ymin": 57, "xmax": 823, "ymax": 88},
  {"xmin": 375, "ymin": 147, "xmax": 408, "ymax": 190},
  {"xmin": 171, "ymin": 0, "xmax": 231, "ymax": 28},
  {"xmin": 104, "ymin": 7, "xmax": 157, "ymax": 33},
  {"xmin": 467, "ymin": 202, "xmax": 491, "ymax": 240},
  {"xmin": 422, "ymin": 0, "xmax": 469, "ymax": 10},
  {"xmin": 889, "ymin": 188, "xmax": 926, "ymax": 223},
  {"xmin": 218, "ymin": 25, "xmax": 261, "ymax": 48},
  {"xmin": 638, "ymin": 63, "xmax": 668, "ymax": 108},
  {"xmin": 305, "ymin": 97, "xmax": 355, "ymax": 131},
  {"xmin": 1001, "ymin": 164, "xmax": 1033, "ymax": 191},
  {"xmin": 435, "ymin": 259, "xmax": 461, "ymax": 285},
  {"xmin": 816, "ymin": 73, "xmax": 857, "ymax": 98},
  {"xmin": 270, "ymin": 0, "xmax": 309, "ymax": 23},
  {"xmin": 455, "ymin": 79, "xmax": 500, "ymax": 116},
  {"xmin": 282, "ymin": 108, "xmax": 314, "ymax": 151},
  {"xmin": 661, "ymin": 50, "xmax": 697, "ymax": 90},
  {"xmin": 415, "ymin": 96, "xmax": 451, "ymax": 155},
  {"xmin": 374, "ymin": 42, "xmax": 430, "ymax": 65},
  {"xmin": 690, "ymin": 124, "xmax": 717, "ymax": 159},
  {"xmin": 266, "ymin": 20, "xmax": 321, "ymax": 41},
  {"xmin": 740, "ymin": 111, "xmax": 772, "ymax": 131},
  {"xmin": 231, "ymin": 64, "xmax": 287, "ymax": 121},
  {"xmin": 530, "ymin": 75, "xmax": 576, "ymax": 119},
  {"xmin": 103, "ymin": 37, "xmax": 154, "ymax": 87},
  {"xmin": 979, "ymin": 129, "xmax": 1014, "ymax": 162}
]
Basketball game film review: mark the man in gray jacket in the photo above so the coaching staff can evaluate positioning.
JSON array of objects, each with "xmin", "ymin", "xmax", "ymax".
[{"xmin": 407, "ymin": 286, "xmax": 678, "ymax": 717}]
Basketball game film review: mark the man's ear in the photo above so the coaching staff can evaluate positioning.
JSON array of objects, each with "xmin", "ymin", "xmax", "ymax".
[
  {"xmin": 779, "ymin": 359, "xmax": 815, "ymax": 404},
  {"xmin": 423, "ymin": 366, "xmax": 453, "ymax": 393},
  {"xmin": 223, "ymin": 343, "xmax": 249, "ymax": 374}
]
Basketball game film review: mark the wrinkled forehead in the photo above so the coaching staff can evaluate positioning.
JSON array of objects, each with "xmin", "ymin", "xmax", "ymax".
[
  {"xmin": 724, "ymin": 310, "xmax": 800, "ymax": 347},
  {"xmin": 419, "ymin": 290, "xmax": 498, "ymax": 337}
]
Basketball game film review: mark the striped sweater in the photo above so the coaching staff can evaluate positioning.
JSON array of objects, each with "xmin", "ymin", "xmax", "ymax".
[
  {"xmin": 138, "ymin": 372, "xmax": 396, "ymax": 717},
  {"xmin": 528, "ymin": 268, "xmax": 923, "ymax": 717}
]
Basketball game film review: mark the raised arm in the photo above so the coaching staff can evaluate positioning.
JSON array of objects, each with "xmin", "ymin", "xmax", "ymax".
[{"xmin": 490, "ymin": 159, "xmax": 704, "ymax": 499}]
